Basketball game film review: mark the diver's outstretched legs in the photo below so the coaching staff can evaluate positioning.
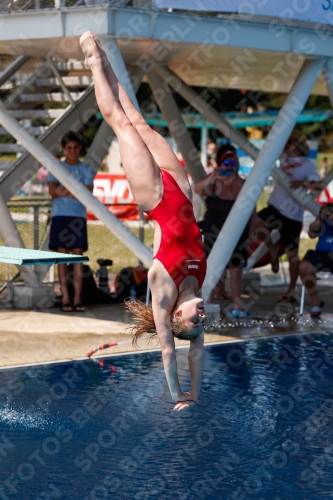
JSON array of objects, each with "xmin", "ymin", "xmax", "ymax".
[
  {"xmin": 80, "ymin": 32, "xmax": 189, "ymax": 193},
  {"xmin": 80, "ymin": 32, "xmax": 162, "ymax": 211},
  {"xmin": 90, "ymin": 36, "xmax": 184, "ymax": 177}
]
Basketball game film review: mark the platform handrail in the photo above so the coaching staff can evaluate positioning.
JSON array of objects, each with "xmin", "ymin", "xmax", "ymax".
[{"xmin": 0, "ymin": 0, "xmax": 156, "ymax": 13}]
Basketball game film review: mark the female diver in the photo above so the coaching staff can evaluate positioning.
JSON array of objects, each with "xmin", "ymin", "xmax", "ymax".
[{"xmin": 80, "ymin": 32, "xmax": 207, "ymax": 411}]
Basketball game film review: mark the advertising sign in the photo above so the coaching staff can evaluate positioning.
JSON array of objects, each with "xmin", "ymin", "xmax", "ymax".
[{"xmin": 89, "ymin": 173, "xmax": 139, "ymax": 221}]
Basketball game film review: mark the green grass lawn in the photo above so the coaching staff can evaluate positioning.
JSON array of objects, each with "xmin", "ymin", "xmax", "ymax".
[{"xmin": 86, "ymin": 223, "xmax": 154, "ymax": 274}]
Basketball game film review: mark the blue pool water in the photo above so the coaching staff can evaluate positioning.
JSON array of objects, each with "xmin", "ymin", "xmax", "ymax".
[{"xmin": 1, "ymin": 332, "xmax": 333, "ymax": 500}]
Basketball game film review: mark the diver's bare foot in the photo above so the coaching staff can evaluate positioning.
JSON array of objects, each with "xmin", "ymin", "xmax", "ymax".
[{"xmin": 79, "ymin": 31, "xmax": 105, "ymax": 70}]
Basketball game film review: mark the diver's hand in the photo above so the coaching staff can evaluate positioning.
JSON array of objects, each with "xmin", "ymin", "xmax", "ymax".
[{"xmin": 174, "ymin": 400, "xmax": 197, "ymax": 411}]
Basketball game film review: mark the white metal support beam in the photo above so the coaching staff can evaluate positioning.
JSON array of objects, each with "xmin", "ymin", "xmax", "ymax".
[
  {"xmin": 201, "ymin": 57, "xmax": 325, "ymax": 301},
  {"xmin": 154, "ymin": 65, "xmax": 321, "ymax": 216},
  {"xmin": 85, "ymin": 121, "xmax": 115, "ymax": 173},
  {"xmin": 322, "ymin": 59, "xmax": 333, "ymax": 195},
  {"xmin": 247, "ymin": 157, "xmax": 326, "ymax": 271},
  {"xmin": 33, "ymin": 232, "xmax": 51, "ymax": 285},
  {"xmin": 0, "ymin": 57, "xmax": 46, "ymax": 285},
  {"xmin": 200, "ymin": 123, "xmax": 208, "ymax": 170},
  {"xmin": 155, "ymin": 65, "xmax": 258, "ymax": 157},
  {"xmin": 46, "ymin": 57, "xmax": 87, "ymax": 138},
  {"xmin": 258, "ymin": 58, "xmax": 333, "ymax": 209},
  {"xmin": 0, "ymin": 56, "xmax": 30, "ymax": 87},
  {"xmin": 0, "ymin": 103, "xmax": 153, "ymax": 268},
  {"xmin": 1, "ymin": 8, "xmax": 333, "ymax": 61},
  {"xmin": 0, "ymin": 192, "xmax": 37, "ymax": 285},
  {"xmin": 324, "ymin": 58, "xmax": 333, "ymax": 108},
  {"xmin": 148, "ymin": 70, "xmax": 206, "ymax": 184},
  {"xmin": 0, "ymin": 57, "xmax": 47, "ymax": 285},
  {"xmin": 4, "ymin": 60, "xmax": 52, "ymax": 109},
  {"xmin": 46, "ymin": 57, "xmax": 77, "ymax": 109},
  {"xmin": 271, "ymin": 167, "xmax": 320, "ymax": 215}
]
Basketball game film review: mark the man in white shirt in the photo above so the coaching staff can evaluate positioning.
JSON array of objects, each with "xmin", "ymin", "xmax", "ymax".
[{"xmin": 253, "ymin": 130, "xmax": 323, "ymax": 303}]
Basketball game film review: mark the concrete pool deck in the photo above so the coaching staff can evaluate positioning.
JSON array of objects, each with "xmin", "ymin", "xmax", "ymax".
[{"xmin": 0, "ymin": 283, "xmax": 333, "ymax": 368}]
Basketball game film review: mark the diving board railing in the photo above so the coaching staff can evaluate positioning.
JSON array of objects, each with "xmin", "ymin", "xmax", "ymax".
[
  {"xmin": 0, "ymin": 0, "xmax": 155, "ymax": 13},
  {"xmin": 0, "ymin": 247, "xmax": 89, "ymax": 266}
]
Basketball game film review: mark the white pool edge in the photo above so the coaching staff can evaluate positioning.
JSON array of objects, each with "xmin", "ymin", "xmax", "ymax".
[{"xmin": 0, "ymin": 329, "xmax": 331, "ymax": 371}]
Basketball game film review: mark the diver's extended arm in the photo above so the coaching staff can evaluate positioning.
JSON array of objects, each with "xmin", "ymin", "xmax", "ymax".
[
  {"xmin": 174, "ymin": 333, "xmax": 205, "ymax": 411},
  {"xmin": 152, "ymin": 302, "xmax": 182, "ymax": 401},
  {"xmin": 188, "ymin": 332, "xmax": 205, "ymax": 401},
  {"xmin": 152, "ymin": 298, "xmax": 197, "ymax": 406}
]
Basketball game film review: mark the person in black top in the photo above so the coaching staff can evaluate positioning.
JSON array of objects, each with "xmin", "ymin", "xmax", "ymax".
[{"xmin": 194, "ymin": 144, "xmax": 256, "ymax": 317}]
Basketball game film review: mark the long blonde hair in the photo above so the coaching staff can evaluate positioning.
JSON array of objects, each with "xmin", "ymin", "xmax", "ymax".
[{"xmin": 125, "ymin": 299, "xmax": 190, "ymax": 346}]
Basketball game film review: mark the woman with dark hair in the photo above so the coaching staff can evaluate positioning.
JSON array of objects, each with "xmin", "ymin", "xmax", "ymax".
[
  {"xmin": 194, "ymin": 144, "xmax": 256, "ymax": 317},
  {"xmin": 80, "ymin": 32, "xmax": 206, "ymax": 411}
]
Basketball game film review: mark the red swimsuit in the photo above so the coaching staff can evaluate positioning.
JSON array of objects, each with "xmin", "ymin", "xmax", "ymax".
[{"xmin": 146, "ymin": 169, "xmax": 207, "ymax": 291}]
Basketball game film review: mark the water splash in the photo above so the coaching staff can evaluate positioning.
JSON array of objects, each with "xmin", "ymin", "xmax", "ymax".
[{"xmin": 0, "ymin": 405, "xmax": 55, "ymax": 430}]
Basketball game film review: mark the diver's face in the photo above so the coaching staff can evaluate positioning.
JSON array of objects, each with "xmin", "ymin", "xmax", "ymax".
[{"xmin": 174, "ymin": 298, "xmax": 206, "ymax": 338}]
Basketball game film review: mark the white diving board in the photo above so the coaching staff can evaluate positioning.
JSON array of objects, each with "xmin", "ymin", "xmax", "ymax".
[{"xmin": 0, "ymin": 247, "xmax": 89, "ymax": 266}]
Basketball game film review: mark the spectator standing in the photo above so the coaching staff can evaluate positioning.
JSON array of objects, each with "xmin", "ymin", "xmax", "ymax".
[
  {"xmin": 252, "ymin": 129, "xmax": 323, "ymax": 303},
  {"xmin": 206, "ymin": 138, "xmax": 217, "ymax": 173},
  {"xmin": 48, "ymin": 131, "xmax": 95, "ymax": 312},
  {"xmin": 194, "ymin": 144, "xmax": 256, "ymax": 317},
  {"xmin": 299, "ymin": 203, "xmax": 333, "ymax": 317},
  {"xmin": 320, "ymin": 157, "xmax": 328, "ymax": 178}
]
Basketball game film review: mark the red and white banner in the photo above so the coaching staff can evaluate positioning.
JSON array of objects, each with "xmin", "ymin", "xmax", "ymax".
[{"xmin": 89, "ymin": 173, "xmax": 139, "ymax": 221}]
